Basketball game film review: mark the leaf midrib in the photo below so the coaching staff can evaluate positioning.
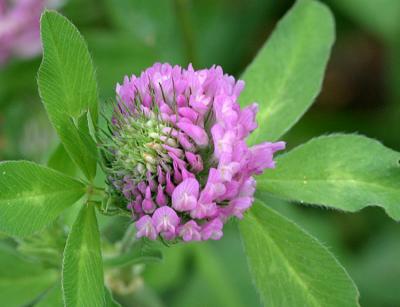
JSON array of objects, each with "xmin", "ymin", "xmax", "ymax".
[
  {"xmin": 64, "ymin": 207, "xmax": 103, "ymax": 307},
  {"xmin": 262, "ymin": 177, "xmax": 400, "ymax": 194},
  {"xmin": 0, "ymin": 187, "xmax": 85, "ymax": 203},
  {"xmin": 250, "ymin": 2, "xmax": 316, "ymax": 141},
  {"xmin": 42, "ymin": 15, "xmax": 74, "ymax": 116},
  {"xmin": 75, "ymin": 238, "xmax": 90, "ymax": 306}
]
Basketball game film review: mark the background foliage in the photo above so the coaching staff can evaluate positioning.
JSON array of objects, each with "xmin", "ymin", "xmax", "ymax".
[{"xmin": 1, "ymin": 0, "xmax": 400, "ymax": 306}]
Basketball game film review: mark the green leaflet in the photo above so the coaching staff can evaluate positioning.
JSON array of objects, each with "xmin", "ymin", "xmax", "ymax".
[
  {"xmin": 239, "ymin": 200, "xmax": 359, "ymax": 307},
  {"xmin": 0, "ymin": 161, "xmax": 85, "ymax": 237},
  {"xmin": 258, "ymin": 134, "xmax": 400, "ymax": 220},
  {"xmin": 62, "ymin": 205, "xmax": 105, "ymax": 307},
  {"xmin": 38, "ymin": 11, "xmax": 99, "ymax": 180},
  {"xmin": 239, "ymin": 0, "xmax": 335, "ymax": 143},
  {"xmin": 47, "ymin": 143, "xmax": 78, "ymax": 177}
]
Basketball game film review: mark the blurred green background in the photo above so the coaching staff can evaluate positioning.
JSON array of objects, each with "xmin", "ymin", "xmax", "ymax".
[{"xmin": 1, "ymin": 0, "xmax": 399, "ymax": 306}]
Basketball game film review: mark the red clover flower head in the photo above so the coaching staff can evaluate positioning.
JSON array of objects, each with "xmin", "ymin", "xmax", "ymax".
[{"xmin": 103, "ymin": 63, "xmax": 285, "ymax": 242}]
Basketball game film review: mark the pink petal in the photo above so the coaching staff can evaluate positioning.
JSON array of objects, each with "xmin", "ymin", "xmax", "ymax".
[
  {"xmin": 177, "ymin": 121, "xmax": 209, "ymax": 147},
  {"xmin": 136, "ymin": 215, "xmax": 157, "ymax": 240},
  {"xmin": 201, "ymin": 218, "xmax": 223, "ymax": 240},
  {"xmin": 152, "ymin": 206, "xmax": 180, "ymax": 233},
  {"xmin": 172, "ymin": 178, "xmax": 199, "ymax": 211}
]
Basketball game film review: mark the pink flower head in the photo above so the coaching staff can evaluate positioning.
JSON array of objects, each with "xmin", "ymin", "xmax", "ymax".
[{"xmin": 103, "ymin": 63, "xmax": 285, "ymax": 242}]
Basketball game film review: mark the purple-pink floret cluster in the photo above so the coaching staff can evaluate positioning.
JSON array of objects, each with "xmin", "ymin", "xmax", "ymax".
[
  {"xmin": 114, "ymin": 63, "xmax": 285, "ymax": 242},
  {"xmin": 0, "ymin": 0, "xmax": 45, "ymax": 66}
]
